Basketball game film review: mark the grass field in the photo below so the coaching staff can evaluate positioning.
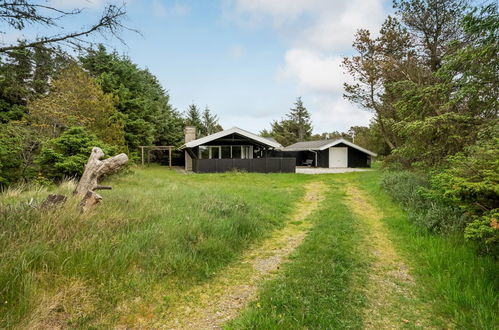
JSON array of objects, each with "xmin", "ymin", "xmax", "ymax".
[
  {"xmin": 1, "ymin": 167, "xmax": 497, "ymax": 328},
  {"xmin": 0, "ymin": 167, "xmax": 310, "ymax": 328}
]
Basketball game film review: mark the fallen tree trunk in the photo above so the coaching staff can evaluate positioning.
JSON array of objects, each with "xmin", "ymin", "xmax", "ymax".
[{"xmin": 74, "ymin": 147, "xmax": 128, "ymax": 211}]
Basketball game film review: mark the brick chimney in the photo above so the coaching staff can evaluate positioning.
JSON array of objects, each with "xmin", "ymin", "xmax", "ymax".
[
  {"xmin": 184, "ymin": 126, "xmax": 196, "ymax": 143},
  {"xmin": 184, "ymin": 126, "xmax": 196, "ymax": 171}
]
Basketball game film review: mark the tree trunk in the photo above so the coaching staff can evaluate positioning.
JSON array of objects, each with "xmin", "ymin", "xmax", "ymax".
[{"xmin": 74, "ymin": 147, "xmax": 128, "ymax": 211}]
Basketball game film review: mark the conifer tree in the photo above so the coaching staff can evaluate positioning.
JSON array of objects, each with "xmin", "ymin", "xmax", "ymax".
[
  {"xmin": 286, "ymin": 97, "xmax": 313, "ymax": 141},
  {"xmin": 202, "ymin": 106, "xmax": 222, "ymax": 136},
  {"xmin": 185, "ymin": 104, "xmax": 204, "ymax": 136}
]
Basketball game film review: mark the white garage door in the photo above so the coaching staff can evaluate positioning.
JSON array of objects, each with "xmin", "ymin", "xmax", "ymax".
[{"xmin": 329, "ymin": 147, "xmax": 348, "ymax": 168}]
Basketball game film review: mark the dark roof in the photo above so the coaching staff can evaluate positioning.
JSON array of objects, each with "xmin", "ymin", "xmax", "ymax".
[
  {"xmin": 281, "ymin": 138, "xmax": 377, "ymax": 156},
  {"xmin": 181, "ymin": 127, "xmax": 282, "ymax": 149},
  {"xmin": 282, "ymin": 139, "xmax": 336, "ymax": 150}
]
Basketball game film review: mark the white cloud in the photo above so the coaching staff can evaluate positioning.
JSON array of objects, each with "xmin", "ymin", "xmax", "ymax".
[
  {"xmin": 225, "ymin": 0, "xmax": 386, "ymax": 133},
  {"xmin": 228, "ymin": 44, "xmax": 245, "ymax": 58},
  {"xmin": 311, "ymin": 97, "xmax": 372, "ymax": 133},
  {"xmin": 152, "ymin": 1, "xmax": 190, "ymax": 17},
  {"xmin": 278, "ymin": 49, "xmax": 353, "ymax": 94}
]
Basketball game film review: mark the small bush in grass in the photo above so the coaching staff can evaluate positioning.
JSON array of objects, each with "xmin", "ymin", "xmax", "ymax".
[
  {"xmin": 381, "ymin": 171, "xmax": 428, "ymax": 209},
  {"xmin": 381, "ymin": 171, "xmax": 468, "ymax": 234}
]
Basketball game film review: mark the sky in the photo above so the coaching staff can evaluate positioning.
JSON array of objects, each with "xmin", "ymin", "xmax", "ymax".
[{"xmin": 7, "ymin": 0, "xmax": 394, "ymax": 134}]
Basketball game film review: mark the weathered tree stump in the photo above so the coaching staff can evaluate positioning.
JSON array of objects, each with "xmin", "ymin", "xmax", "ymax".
[
  {"xmin": 40, "ymin": 194, "xmax": 67, "ymax": 209},
  {"xmin": 74, "ymin": 147, "xmax": 128, "ymax": 211}
]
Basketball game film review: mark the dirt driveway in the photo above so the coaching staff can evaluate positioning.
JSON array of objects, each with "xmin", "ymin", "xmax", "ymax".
[{"xmin": 296, "ymin": 166, "xmax": 373, "ymax": 174}]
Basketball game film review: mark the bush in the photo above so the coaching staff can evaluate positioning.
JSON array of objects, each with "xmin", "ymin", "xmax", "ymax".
[
  {"xmin": 382, "ymin": 171, "xmax": 468, "ymax": 233},
  {"xmin": 0, "ymin": 123, "xmax": 41, "ymax": 186},
  {"xmin": 36, "ymin": 126, "xmax": 117, "ymax": 181},
  {"xmin": 381, "ymin": 171, "xmax": 429, "ymax": 209},
  {"xmin": 464, "ymin": 209, "xmax": 499, "ymax": 256}
]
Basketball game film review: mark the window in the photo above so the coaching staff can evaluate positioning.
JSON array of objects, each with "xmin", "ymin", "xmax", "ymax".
[
  {"xmin": 242, "ymin": 146, "xmax": 252, "ymax": 159},
  {"xmin": 198, "ymin": 145, "xmax": 253, "ymax": 159},
  {"xmin": 231, "ymin": 146, "xmax": 241, "ymax": 159},
  {"xmin": 211, "ymin": 146, "xmax": 220, "ymax": 159},
  {"xmin": 221, "ymin": 146, "xmax": 231, "ymax": 158},
  {"xmin": 199, "ymin": 146, "xmax": 209, "ymax": 159}
]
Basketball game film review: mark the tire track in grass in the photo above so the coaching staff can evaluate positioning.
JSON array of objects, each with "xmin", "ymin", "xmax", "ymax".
[
  {"xmin": 345, "ymin": 184, "xmax": 432, "ymax": 329},
  {"xmin": 143, "ymin": 181, "xmax": 327, "ymax": 329}
]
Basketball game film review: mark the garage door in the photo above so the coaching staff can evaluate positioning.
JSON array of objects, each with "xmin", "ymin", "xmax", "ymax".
[{"xmin": 329, "ymin": 147, "xmax": 348, "ymax": 168}]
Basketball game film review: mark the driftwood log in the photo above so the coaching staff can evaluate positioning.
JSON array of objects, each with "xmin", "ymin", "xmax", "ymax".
[{"xmin": 74, "ymin": 147, "xmax": 128, "ymax": 211}]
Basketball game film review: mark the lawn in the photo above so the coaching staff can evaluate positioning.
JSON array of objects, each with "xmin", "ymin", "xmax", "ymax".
[
  {"xmin": 1, "ymin": 168, "xmax": 497, "ymax": 329},
  {"xmin": 0, "ymin": 166, "xmax": 310, "ymax": 328},
  {"xmin": 228, "ymin": 172, "xmax": 498, "ymax": 329}
]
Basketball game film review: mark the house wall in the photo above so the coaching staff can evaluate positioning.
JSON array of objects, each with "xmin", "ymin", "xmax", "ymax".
[
  {"xmin": 273, "ymin": 150, "xmax": 321, "ymax": 166},
  {"xmin": 192, "ymin": 158, "xmax": 295, "ymax": 173},
  {"xmin": 317, "ymin": 149, "xmax": 329, "ymax": 167},
  {"xmin": 279, "ymin": 143, "xmax": 370, "ymax": 168},
  {"xmin": 334, "ymin": 142, "xmax": 370, "ymax": 167}
]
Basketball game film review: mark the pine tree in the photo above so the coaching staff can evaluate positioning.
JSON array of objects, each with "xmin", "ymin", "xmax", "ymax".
[
  {"xmin": 202, "ymin": 106, "xmax": 222, "ymax": 136},
  {"xmin": 261, "ymin": 97, "xmax": 313, "ymax": 146},
  {"xmin": 286, "ymin": 97, "xmax": 313, "ymax": 141},
  {"xmin": 80, "ymin": 45, "xmax": 184, "ymax": 149},
  {"xmin": 185, "ymin": 104, "xmax": 204, "ymax": 136}
]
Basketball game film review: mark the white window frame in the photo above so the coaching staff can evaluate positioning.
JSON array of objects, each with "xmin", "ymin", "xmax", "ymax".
[{"xmin": 198, "ymin": 145, "xmax": 253, "ymax": 159}]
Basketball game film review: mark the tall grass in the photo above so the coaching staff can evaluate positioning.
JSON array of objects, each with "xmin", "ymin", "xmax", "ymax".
[
  {"xmin": 358, "ymin": 172, "xmax": 498, "ymax": 329},
  {"xmin": 381, "ymin": 171, "xmax": 469, "ymax": 233},
  {"xmin": 0, "ymin": 167, "xmax": 310, "ymax": 328}
]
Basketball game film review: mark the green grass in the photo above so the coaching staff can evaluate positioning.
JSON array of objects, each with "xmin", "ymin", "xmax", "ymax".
[
  {"xmin": 228, "ymin": 171, "xmax": 498, "ymax": 329},
  {"xmin": 356, "ymin": 171, "xmax": 499, "ymax": 329},
  {"xmin": 227, "ymin": 178, "xmax": 369, "ymax": 329},
  {"xmin": 1, "ymin": 168, "xmax": 497, "ymax": 328},
  {"xmin": 0, "ymin": 166, "xmax": 310, "ymax": 328}
]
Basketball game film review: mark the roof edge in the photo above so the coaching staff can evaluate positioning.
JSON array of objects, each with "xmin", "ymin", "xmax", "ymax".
[{"xmin": 180, "ymin": 127, "xmax": 282, "ymax": 149}]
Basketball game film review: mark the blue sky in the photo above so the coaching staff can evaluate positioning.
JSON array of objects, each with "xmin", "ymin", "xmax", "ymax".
[{"xmin": 6, "ymin": 0, "xmax": 393, "ymax": 134}]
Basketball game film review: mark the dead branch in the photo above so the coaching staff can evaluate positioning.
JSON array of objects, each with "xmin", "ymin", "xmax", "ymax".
[{"xmin": 74, "ymin": 147, "xmax": 128, "ymax": 211}]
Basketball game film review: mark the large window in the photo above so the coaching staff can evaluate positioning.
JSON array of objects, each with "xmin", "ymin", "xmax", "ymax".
[
  {"xmin": 198, "ymin": 146, "xmax": 253, "ymax": 159},
  {"xmin": 199, "ymin": 146, "xmax": 210, "ymax": 159}
]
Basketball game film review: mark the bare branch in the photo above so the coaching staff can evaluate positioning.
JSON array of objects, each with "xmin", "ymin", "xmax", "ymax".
[{"xmin": 0, "ymin": 2, "xmax": 136, "ymax": 53}]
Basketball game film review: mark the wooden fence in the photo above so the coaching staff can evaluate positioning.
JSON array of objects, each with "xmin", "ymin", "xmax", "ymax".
[{"xmin": 192, "ymin": 158, "xmax": 296, "ymax": 173}]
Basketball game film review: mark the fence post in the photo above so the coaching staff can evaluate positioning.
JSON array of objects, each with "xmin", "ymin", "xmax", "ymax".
[{"xmin": 168, "ymin": 147, "xmax": 172, "ymax": 168}]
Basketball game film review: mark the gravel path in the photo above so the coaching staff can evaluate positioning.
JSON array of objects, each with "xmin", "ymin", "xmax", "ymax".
[{"xmin": 296, "ymin": 167, "xmax": 373, "ymax": 174}]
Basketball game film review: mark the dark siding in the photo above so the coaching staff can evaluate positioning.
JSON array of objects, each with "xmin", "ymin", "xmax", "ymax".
[
  {"xmin": 317, "ymin": 149, "xmax": 329, "ymax": 167},
  {"xmin": 192, "ymin": 158, "xmax": 295, "ymax": 173},
  {"xmin": 275, "ymin": 150, "xmax": 322, "ymax": 167},
  {"xmin": 330, "ymin": 142, "xmax": 370, "ymax": 167}
]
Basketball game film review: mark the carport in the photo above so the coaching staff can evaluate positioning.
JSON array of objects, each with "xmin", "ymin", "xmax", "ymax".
[{"xmin": 280, "ymin": 138, "xmax": 377, "ymax": 168}]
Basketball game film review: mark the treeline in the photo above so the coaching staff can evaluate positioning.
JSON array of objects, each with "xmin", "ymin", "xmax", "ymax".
[
  {"xmin": 261, "ymin": 97, "xmax": 389, "ymax": 155},
  {"xmin": 341, "ymin": 0, "xmax": 498, "ymax": 255},
  {"xmin": 0, "ymin": 45, "xmax": 221, "ymax": 185}
]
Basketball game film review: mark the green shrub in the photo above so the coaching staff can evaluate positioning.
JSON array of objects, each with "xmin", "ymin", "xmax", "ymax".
[
  {"xmin": 381, "ymin": 171, "xmax": 429, "ymax": 209},
  {"xmin": 0, "ymin": 123, "xmax": 41, "ymax": 186},
  {"xmin": 429, "ymin": 124, "xmax": 499, "ymax": 255},
  {"xmin": 382, "ymin": 171, "xmax": 468, "ymax": 233},
  {"xmin": 408, "ymin": 203, "xmax": 469, "ymax": 233},
  {"xmin": 36, "ymin": 126, "xmax": 117, "ymax": 180},
  {"xmin": 465, "ymin": 209, "xmax": 499, "ymax": 256}
]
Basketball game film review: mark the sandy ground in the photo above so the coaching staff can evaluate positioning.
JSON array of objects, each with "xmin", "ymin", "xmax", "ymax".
[{"xmin": 296, "ymin": 167, "xmax": 373, "ymax": 174}]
